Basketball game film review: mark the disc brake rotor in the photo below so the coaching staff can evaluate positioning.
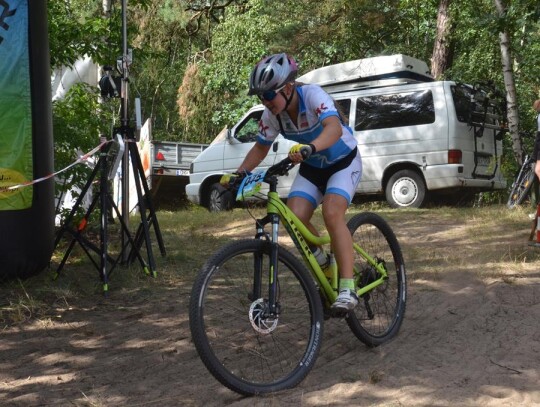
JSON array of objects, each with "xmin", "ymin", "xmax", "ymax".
[{"xmin": 249, "ymin": 298, "xmax": 278, "ymax": 334}]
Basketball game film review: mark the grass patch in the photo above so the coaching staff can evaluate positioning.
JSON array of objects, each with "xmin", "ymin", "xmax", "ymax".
[{"xmin": 1, "ymin": 203, "xmax": 539, "ymax": 329}]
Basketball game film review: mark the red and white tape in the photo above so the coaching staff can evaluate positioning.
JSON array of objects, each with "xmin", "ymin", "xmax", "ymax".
[{"xmin": 0, "ymin": 140, "xmax": 110, "ymax": 193}]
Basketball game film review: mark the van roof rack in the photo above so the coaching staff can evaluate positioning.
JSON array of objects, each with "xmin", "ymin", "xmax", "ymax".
[
  {"xmin": 320, "ymin": 75, "xmax": 431, "ymax": 93},
  {"xmin": 297, "ymin": 54, "xmax": 434, "ymax": 92}
]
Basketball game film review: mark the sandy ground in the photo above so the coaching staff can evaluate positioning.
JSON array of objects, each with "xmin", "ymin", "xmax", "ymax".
[{"xmin": 1, "ymin": 208, "xmax": 540, "ymax": 406}]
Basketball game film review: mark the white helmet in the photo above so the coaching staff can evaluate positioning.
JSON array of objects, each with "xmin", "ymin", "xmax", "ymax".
[{"xmin": 248, "ymin": 53, "xmax": 298, "ymax": 96}]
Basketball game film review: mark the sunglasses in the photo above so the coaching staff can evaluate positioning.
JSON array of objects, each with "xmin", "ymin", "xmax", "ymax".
[{"xmin": 258, "ymin": 85, "xmax": 286, "ymax": 102}]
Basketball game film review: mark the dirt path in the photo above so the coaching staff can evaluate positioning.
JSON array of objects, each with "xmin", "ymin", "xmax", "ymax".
[{"xmin": 1, "ymin": 208, "xmax": 540, "ymax": 406}]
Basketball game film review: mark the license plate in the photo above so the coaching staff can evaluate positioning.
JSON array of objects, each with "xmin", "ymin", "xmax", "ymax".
[
  {"xmin": 476, "ymin": 155, "xmax": 491, "ymax": 166},
  {"xmin": 176, "ymin": 169, "xmax": 190, "ymax": 176}
]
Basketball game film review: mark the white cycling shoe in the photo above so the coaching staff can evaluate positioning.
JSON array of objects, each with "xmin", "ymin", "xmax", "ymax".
[{"xmin": 331, "ymin": 289, "xmax": 359, "ymax": 312}]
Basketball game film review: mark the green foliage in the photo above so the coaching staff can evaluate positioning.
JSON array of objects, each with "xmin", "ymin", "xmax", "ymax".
[
  {"xmin": 201, "ymin": 0, "xmax": 275, "ymax": 126},
  {"xmin": 414, "ymin": 0, "xmax": 540, "ymax": 172},
  {"xmin": 177, "ymin": 63, "xmax": 218, "ymax": 143},
  {"xmin": 177, "ymin": 0, "xmax": 441, "ymax": 142},
  {"xmin": 128, "ymin": 0, "xmax": 194, "ymax": 141},
  {"xmin": 48, "ymin": 0, "xmax": 540, "ymax": 179},
  {"xmin": 52, "ymin": 83, "xmax": 115, "ymax": 220},
  {"xmin": 47, "ymin": 0, "xmax": 119, "ymax": 68},
  {"xmin": 176, "ymin": 0, "xmax": 278, "ymax": 140}
]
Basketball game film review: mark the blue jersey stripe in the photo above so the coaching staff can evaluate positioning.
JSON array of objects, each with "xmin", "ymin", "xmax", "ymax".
[{"xmin": 256, "ymin": 84, "xmax": 359, "ymax": 169}]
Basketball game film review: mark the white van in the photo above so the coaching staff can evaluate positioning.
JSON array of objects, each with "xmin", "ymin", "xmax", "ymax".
[
  {"xmin": 185, "ymin": 106, "xmax": 298, "ymax": 211},
  {"xmin": 186, "ymin": 55, "xmax": 506, "ymax": 210}
]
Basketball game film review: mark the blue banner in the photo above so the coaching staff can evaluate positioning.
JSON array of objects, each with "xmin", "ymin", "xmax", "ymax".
[{"xmin": 0, "ymin": 0, "xmax": 32, "ymax": 210}]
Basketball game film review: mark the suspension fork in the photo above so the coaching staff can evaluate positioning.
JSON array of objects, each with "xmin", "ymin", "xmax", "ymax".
[
  {"xmin": 250, "ymin": 214, "xmax": 280, "ymax": 315},
  {"xmin": 267, "ymin": 213, "xmax": 280, "ymax": 315},
  {"xmin": 250, "ymin": 217, "xmax": 267, "ymax": 302}
]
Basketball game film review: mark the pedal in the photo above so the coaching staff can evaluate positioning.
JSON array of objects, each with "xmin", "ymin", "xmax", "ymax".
[{"xmin": 328, "ymin": 308, "xmax": 349, "ymax": 319}]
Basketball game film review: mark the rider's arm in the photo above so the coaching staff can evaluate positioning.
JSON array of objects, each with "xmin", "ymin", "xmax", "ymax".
[
  {"xmin": 288, "ymin": 115, "xmax": 344, "ymax": 163},
  {"xmin": 236, "ymin": 142, "xmax": 272, "ymax": 173},
  {"xmin": 309, "ymin": 115, "xmax": 342, "ymax": 153}
]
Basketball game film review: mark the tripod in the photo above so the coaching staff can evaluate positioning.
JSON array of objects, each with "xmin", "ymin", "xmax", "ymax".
[
  {"xmin": 116, "ymin": 0, "xmax": 165, "ymax": 268},
  {"xmin": 54, "ymin": 0, "xmax": 166, "ymax": 291},
  {"xmin": 53, "ymin": 136, "xmax": 162, "ymax": 292},
  {"xmin": 115, "ymin": 124, "xmax": 166, "ymax": 269}
]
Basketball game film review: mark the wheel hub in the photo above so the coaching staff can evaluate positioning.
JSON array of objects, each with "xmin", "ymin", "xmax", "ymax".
[
  {"xmin": 249, "ymin": 298, "xmax": 278, "ymax": 334},
  {"xmin": 356, "ymin": 258, "xmax": 387, "ymax": 296},
  {"xmin": 393, "ymin": 178, "xmax": 418, "ymax": 206},
  {"xmin": 358, "ymin": 265, "xmax": 378, "ymax": 290}
]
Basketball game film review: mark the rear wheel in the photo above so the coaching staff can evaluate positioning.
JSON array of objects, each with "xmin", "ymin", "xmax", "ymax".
[
  {"xmin": 507, "ymin": 160, "xmax": 535, "ymax": 208},
  {"xmin": 386, "ymin": 169, "xmax": 426, "ymax": 208},
  {"xmin": 189, "ymin": 239, "xmax": 324, "ymax": 395},
  {"xmin": 346, "ymin": 212, "xmax": 407, "ymax": 347}
]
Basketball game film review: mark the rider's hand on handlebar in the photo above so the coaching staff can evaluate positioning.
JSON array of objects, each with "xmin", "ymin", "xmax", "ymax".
[
  {"xmin": 288, "ymin": 143, "xmax": 316, "ymax": 163},
  {"xmin": 220, "ymin": 172, "xmax": 241, "ymax": 188},
  {"xmin": 220, "ymin": 170, "xmax": 251, "ymax": 189}
]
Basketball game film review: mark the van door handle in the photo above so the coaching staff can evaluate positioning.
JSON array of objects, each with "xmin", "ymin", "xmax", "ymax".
[{"xmin": 273, "ymin": 142, "xmax": 279, "ymax": 152}]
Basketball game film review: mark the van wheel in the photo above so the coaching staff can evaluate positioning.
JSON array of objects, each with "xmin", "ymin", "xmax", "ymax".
[
  {"xmin": 386, "ymin": 170, "xmax": 426, "ymax": 208},
  {"xmin": 208, "ymin": 183, "xmax": 234, "ymax": 212}
]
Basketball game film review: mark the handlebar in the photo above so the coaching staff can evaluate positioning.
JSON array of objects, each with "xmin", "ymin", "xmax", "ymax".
[
  {"xmin": 225, "ymin": 145, "xmax": 315, "ymax": 197},
  {"xmin": 264, "ymin": 145, "xmax": 311, "ymax": 178},
  {"xmin": 224, "ymin": 156, "xmax": 297, "ymax": 197},
  {"xmin": 265, "ymin": 157, "xmax": 296, "ymax": 179}
]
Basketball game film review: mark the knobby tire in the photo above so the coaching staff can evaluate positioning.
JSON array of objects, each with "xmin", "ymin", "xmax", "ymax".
[
  {"xmin": 189, "ymin": 239, "xmax": 324, "ymax": 396},
  {"xmin": 507, "ymin": 160, "xmax": 535, "ymax": 208},
  {"xmin": 346, "ymin": 212, "xmax": 407, "ymax": 347}
]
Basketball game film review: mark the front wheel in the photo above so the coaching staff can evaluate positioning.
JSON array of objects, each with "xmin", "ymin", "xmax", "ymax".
[
  {"xmin": 346, "ymin": 212, "xmax": 407, "ymax": 347},
  {"xmin": 507, "ymin": 160, "xmax": 535, "ymax": 208},
  {"xmin": 189, "ymin": 239, "xmax": 324, "ymax": 396}
]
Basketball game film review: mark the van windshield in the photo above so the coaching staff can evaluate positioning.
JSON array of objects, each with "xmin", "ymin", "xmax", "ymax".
[{"xmin": 355, "ymin": 90, "xmax": 435, "ymax": 131}]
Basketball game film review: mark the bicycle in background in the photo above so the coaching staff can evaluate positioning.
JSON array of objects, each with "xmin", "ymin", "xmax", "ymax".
[{"xmin": 507, "ymin": 154, "xmax": 535, "ymax": 209}]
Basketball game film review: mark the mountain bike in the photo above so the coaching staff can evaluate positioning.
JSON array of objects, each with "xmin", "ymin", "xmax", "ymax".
[
  {"xmin": 507, "ymin": 154, "xmax": 535, "ymax": 208},
  {"xmin": 189, "ymin": 154, "xmax": 407, "ymax": 396}
]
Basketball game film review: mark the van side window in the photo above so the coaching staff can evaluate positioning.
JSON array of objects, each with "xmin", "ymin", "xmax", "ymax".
[
  {"xmin": 451, "ymin": 85, "xmax": 473, "ymax": 123},
  {"xmin": 451, "ymin": 84, "xmax": 501, "ymax": 127},
  {"xmin": 355, "ymin": 90, "xmax": 435, "ymax": 131},
  {"xmin": 335, "ymin": 99, "xmax": 351, "ymax": 123}
]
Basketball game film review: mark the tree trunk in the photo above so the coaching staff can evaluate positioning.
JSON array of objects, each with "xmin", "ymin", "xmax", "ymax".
[
  {"xmin": 493, "ymin": 0, "xmax": 522, "ymax": 164},
  {"xmin": 431, "ymin": 0, "xmax": 453, "ymax": 79}
]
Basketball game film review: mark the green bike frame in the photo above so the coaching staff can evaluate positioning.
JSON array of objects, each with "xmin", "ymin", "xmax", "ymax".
[{"xmin": 261, "ymin": 191, "xmax": 389, "ymax": 306}]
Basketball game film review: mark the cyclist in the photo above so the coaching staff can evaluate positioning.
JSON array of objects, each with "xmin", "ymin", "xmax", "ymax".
[{"xmin": 221, "ymin": 53, "xmax": 362, "ymax": 311}]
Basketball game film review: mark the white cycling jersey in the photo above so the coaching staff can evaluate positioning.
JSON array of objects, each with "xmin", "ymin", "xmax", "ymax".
[
  {"xmin": 256, "ymin": 84, "xmax": 358, "ymax": 169},
  {"xmin": 256, "ymin": 84, "xmax": 362, "ymax": 206}
]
